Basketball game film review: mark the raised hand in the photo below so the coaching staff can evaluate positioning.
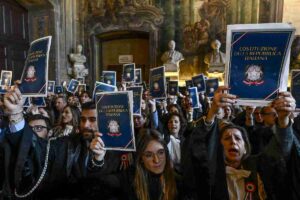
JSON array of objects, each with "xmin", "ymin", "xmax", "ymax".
[
  {"xmin": 148, "ymin": 98, "xmax": 156, "ymax": 113},
  {"xmin": 90, "ymin": 132, "xmax": 106, "ymax": 161},
  {"xmin": 4, "ymin": 85, "xmax": 24, "ymax": 115},
  {"xmin": 206, "ymin": 86, "xmax": 237, "ymax": 123},
  {"xmin": 272, "ymin": 92, "xmax": 296, "ymax": 128}
]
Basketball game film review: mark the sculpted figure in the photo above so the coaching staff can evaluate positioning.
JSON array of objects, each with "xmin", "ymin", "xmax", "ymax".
[
  {"xmin": 69, "ymin": 45, "xmax": 88, "ymax": 79},
  {"xmin": 161, "ymin": 40, "xmax": 184, "ymax": 72},
  {"xmin": 204, "ymin": 39, "xmax": 225, "ymax": 73}
]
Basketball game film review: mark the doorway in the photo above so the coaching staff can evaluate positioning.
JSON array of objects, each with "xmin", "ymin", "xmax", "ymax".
[{"xmin": 98, "ymin": 31, "xmax": 150, "ymax": 83}]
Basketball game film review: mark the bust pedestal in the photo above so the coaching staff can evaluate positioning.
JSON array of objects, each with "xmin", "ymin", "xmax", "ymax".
[{"xmin": 164, "ymin": 63, "xmax": 180, "ymax": 81}]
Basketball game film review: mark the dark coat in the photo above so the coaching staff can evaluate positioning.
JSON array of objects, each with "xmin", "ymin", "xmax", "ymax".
[
  {"xmin": 96, "ymin": 166, "xmax": 182, "ymax": 200},
  {"xmin": 0, "ymin": 123, "xmax": 96, "ymax": 199},
  {"xmin": 0, "ymin": 122, "xmax": 133, "ymax": 200},
  {"xmin": 183, "ymin": 118, "xmax": 300, "ymax": 200}
]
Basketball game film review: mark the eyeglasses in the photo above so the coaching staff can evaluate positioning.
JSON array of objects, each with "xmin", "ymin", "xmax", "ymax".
[
  {"xmin": 143, "ymin": 149, "xmax": 165, "ymax": 160},
  {"xmin": 30, "ymin": 125, "xmax": 47, "ymax": 132}
]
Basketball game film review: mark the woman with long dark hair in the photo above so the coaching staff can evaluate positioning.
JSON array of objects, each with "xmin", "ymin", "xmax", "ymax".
[
  {"xmin": 90, "ymin": 129, "xmax": 178, "ymax": 200},
  {"xmin": 49, "ymin": 105, "xmax": 80, "ymax": 137}
]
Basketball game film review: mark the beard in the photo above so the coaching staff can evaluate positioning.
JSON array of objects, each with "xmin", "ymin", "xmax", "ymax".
[{"xmin": 81, "ymin": 129, "xmax": 95, "ymax": 142}]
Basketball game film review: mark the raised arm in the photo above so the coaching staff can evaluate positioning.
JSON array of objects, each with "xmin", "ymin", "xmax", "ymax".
[
  {"xmin": 271, "ymin": 91, "xmax": 296, "ymax": 157},
  {"xmin": 89, "ymin": 132, "xmax": 106, "ymax": 167},
  {"xmin": 4, "ymin": 85, "xmax": 25, "ymax": 132},
  {"xmin": 205, "ymin": 86, "xmax": 237, "ymax": 125}
]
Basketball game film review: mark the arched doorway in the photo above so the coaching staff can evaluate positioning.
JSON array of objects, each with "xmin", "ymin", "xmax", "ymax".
[
  {"xmin": 85, "ymin": 3, "xmax": 164, "ymax": 86},
  {"xmin": 98, "ymin": 30, "xmax": 149, "ymax": 83}
]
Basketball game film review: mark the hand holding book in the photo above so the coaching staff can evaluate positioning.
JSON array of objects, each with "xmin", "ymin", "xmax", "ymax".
[
  {"xmin": 272, "ymin": 92, "xmax": 296, "ymax": 128},
  {"xmin": 90, "ymin": 132, "xmax": 106, "ymax": 162},
  {"xmin": 206, "ymin": 86, "xmax": 237, "ymax": 124}
]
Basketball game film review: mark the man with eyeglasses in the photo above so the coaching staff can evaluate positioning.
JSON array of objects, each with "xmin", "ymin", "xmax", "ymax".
[
  {"xmin": 246, "ymin": 106, "xmax": 278, "ymax": 155},
  {"xmin": 260, "ymin": 106, "xmax": 277, "ymax": 127},
  {"xmin": 27, "ymin": 114, "xmax": 51, "ymax": 139}
]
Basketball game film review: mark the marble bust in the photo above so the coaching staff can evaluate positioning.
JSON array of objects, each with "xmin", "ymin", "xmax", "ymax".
[
  {"xmin": 204, "ymin": 39, "xmax": 226, "ymax": 73},
  {"xmin": 161, "ymin": 40, "xmax": 184, "ymax": 72},
  {"xmin": 69, "ymin": 45, "xmax": 88, "ymax": 79}
]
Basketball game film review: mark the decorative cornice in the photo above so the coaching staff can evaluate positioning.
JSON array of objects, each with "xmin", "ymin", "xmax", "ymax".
[{"xmin": 86, "ymin": 4, "xmax": 164, "ymax": 35}]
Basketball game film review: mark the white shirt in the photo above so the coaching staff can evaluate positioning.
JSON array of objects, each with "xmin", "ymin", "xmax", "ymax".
[
  {"xmin": 167, "ymin": 135, "xmax": 181, "ymax": 165},
  {"xmin": 226, "ymin": 166, "xmax": 251, "ymax": 200}
]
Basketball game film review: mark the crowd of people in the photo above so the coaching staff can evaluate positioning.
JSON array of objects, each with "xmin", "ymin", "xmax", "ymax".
[{"xmin": 0, "ymin": 81, "xmax": 299, "ymax": 200}]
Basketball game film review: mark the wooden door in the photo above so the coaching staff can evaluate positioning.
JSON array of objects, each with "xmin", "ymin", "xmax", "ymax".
[{"xmin": 0, "ymin": 0, "xmax": 28, "ymax": 81}]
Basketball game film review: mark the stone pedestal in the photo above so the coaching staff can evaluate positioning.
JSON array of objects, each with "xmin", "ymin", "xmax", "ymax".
[{"xmin": 164, "ymin": 63, "xmax": 180, "ymax": 81}]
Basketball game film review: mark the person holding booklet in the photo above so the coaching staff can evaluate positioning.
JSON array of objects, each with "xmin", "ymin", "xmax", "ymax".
[
  {"xmin": 0, "ymin": 86, "xmax": 110, "ymax": 199},
  {"xmin": 90, "ymin": 129, "xmax": 178, "ymax": 200},
  {"xmin": 183, "ymin": 86, "xmax": 300, "ymax": 200}
]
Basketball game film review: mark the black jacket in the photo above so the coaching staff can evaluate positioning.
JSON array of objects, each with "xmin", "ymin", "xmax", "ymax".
[
  {"xmin": 183, "ymin": 118, "xmax": 300, "ymax": 200},
  {"xmin": 0, "ymin": 123, "xmax": 95, "ymax": 199}
]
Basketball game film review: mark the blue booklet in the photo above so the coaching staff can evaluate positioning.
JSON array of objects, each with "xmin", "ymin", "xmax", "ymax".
[
  {"xmin": 188, "ymin": 87, "xmax": 200, "ymax": 108},
  {"xmin": 127, "ymin": 86, "xmax": 143, "ymax": 115},
  {"xmin": 31, "ymin": 97, "xmax": 46, "ymax": 107},
  {"xmin": 135, "ymin": 68, "xmax": 142, "ymax": 84},
  {"xmin": 55, "ymin": 86, "xmax": 63, "ymax": 94},
  {"xmin": 47, "ymin": 81, "xmax": 55, "ymax": 93},
  {"xmin": 96, "ymin": 91, "xmax": 135, "ymax": 151},
  {"xmin": 149, "ymin": 66, "xmax": 166, "ymax": 99},
  {"xmin": 192, "ymin": 74, "xmax": 206, "ymax": 92},
  {"xmin": 185, "ymin": 80, "xmax": 193, "ymax": 89},
  {"xmin": 0, "ymin": 70, "xmax": 12, "ymax": 87},
  {"xmin": 205, "ymin": 78, "xmax": 219, "ymax": 98},
  {"xmin": 103, "ymin": 71, "xmax": 116, "ymax": 86},
  {"xmin": 123, "ymin": 63, "xmax": 135, "ymax": 83},
  {"xmin": 67, "ymin": 79, "xmax": 80, "ymax": 94},
  {"xmin": 19, "ymin": 36, "xmax": 52, "ymax": 97},
  {"xmin": 93, "ymin": 81, "xmax": 117, "ymax": 99},
  {"xmin": 168, "ymin": 81, "xmax": 178, "ymax": 96},
  {"xmin": 291, "ymin": 70, "xmax": 300, "ymax": 109},
  {"xmin": 225, "ymin": 23, "xmax": 295, "ymax": 106}
]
